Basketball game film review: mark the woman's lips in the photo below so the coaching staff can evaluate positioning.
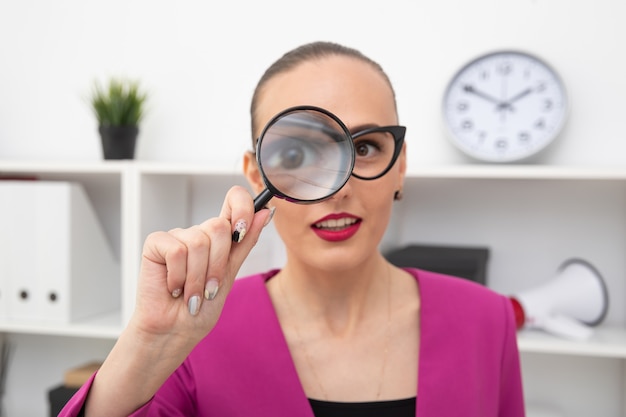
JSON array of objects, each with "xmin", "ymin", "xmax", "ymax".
[{"xmin": 311, "ymin": 215, "xmax": 362, "ymax": 242}]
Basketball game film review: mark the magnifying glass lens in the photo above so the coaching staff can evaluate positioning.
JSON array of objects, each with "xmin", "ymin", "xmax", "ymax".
[{"xmin": 258, "ymin": 108, "xmax": 354, "ymax": 203}]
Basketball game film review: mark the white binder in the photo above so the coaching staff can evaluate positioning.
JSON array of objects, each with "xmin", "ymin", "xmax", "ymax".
[{"xmin": 0, "ymin": 181, "xmax": 120, "ymax": 323}]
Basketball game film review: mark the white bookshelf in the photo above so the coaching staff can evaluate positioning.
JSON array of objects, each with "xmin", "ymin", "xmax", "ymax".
[{"xmin": 1, "ymin": 160, "xmax": 625, "ymax": 416}]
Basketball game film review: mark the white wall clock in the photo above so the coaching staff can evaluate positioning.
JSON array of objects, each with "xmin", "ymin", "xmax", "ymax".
[{"xmin": 442, "ymin": 50, "xmax": 568, "ymax": 163}]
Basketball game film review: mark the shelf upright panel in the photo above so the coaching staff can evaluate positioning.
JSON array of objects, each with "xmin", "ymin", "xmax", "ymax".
[{"xmin": 120, "ymin": 163, "xmax": 141, "ymax": 328}]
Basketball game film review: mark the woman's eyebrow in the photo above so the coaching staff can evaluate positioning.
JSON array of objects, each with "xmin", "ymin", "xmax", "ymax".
[{"xmin": 349, "ymin": 123, "xmax": 380, "ymax": 134}]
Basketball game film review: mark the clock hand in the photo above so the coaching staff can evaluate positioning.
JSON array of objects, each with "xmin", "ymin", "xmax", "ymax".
[
  {"xmin": 498, "ymin": 87, "xmax": 534, "ymax": 111},
  {"xmin": 464, "ymin": 84, "xmax": 514, "ymax": 116},
  {"xmin": 508, "ymin": 87, "xmax": 533, "ymax": 104},
  {"xmin": 463, "ymin": 84, "xmax": 502, "ymax": 105}
]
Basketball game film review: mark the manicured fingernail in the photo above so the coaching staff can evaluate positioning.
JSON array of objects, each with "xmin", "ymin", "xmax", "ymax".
[
  {"xmin": 188, "ymin": 295, "xmax": 201, "ymax": 316},
  {"xmin": 171, "ymin": 288, "xmax": 182, "ymax": 298},
  {"xmin": 263, "ymin": 207, "xmax": 276, "ymax": 227},
  {"xmin": 232, "ymin": 219, "xmax": 247, "ymax": 243},
  {"xmin": 204, "ymin": 278, "xmax": 220, "ymax": 300}
]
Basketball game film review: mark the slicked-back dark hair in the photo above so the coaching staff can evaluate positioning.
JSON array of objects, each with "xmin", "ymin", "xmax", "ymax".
[{"xmin": 250, "ymin": 41, "xmax": 397, "ymax": 145}]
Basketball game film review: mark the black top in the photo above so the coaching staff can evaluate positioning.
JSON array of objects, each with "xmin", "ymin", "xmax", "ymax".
[{"xmin": 309, "ymin": 397, "xmax": 416, "ymax": 417}]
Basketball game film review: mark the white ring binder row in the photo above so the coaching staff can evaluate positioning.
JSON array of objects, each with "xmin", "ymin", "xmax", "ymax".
[{"xmin": 0, "ymin": 180, "xmax": 120, "ymax": 324}]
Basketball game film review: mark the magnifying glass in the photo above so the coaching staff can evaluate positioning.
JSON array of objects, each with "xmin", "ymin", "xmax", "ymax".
[{"xmin": 252, "ymin": 105, "xmax": 355, "ymax": 212}]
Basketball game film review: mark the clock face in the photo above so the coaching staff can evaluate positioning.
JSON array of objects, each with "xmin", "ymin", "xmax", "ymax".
[{"xmin": 442, "ymin": 50, "xmax": 568, "ymax": 162}]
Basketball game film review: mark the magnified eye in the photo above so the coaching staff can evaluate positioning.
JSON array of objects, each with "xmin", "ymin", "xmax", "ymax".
[
  {"xmin": 263, "ymin": 137, "xmax": 323, "ymax": 172},
  {"xmin": 276, "ymin": 144, "xmax": 305, "ymax": 169}
]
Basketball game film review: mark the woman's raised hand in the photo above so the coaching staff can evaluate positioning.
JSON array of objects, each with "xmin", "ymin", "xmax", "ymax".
[
  {"xmin": 131, "ymin": 185, "xmax": 273, "ymax": 350},
  {"xmin": 84, "ymin": 186, "xmax": 273, "ymax": 417}
]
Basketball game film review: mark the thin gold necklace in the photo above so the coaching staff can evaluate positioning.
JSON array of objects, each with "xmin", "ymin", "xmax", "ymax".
[{"xmin": 278, "ymin": 265, "xmax": 392, "ymax": 401}]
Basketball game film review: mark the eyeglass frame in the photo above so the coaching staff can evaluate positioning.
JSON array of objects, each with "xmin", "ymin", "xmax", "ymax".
[
  {"xmin": 253, "ymin": 106, "xmax": 406, "ymax": 182},
  {"xmin": 350, "ymin": 125, "xmax": 406, "ymax": 181}
]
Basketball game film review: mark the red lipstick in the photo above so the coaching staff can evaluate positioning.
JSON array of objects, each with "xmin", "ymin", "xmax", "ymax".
[{"xmin": 311, "ymin": 213, "xmax": 361, "ymax": 242}]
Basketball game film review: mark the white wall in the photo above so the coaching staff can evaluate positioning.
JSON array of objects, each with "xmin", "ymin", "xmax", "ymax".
[
  {"xmin": 1, "ymin": 0, "xmax": 625, "ymax": 168},
  {"xmin": 1, "ymin": 1, "xmax": 626, "ymax": 416}
]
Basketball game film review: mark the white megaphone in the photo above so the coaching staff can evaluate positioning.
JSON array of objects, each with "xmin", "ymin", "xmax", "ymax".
[{"xmin": 509, "ymin": 258, "xmax": 609, "ymax": 340}]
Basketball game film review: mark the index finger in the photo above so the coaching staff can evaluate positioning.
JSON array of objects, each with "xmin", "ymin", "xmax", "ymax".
[{"xmin": 220, "ymin": 185, "xmax": 256, "ymax": 243}]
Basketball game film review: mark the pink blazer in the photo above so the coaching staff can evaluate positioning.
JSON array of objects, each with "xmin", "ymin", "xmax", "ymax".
[{"xmin": 60, "ymin": 268, "xmax": 525, "ymax": 416}]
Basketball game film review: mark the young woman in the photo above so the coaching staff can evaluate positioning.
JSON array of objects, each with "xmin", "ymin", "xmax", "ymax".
[{"xmin": 61, "ymin": 41, "xmax": 525, "ymax": 417}]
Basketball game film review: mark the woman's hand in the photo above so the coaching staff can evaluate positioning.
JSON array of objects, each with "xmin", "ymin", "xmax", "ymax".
[
  {"xmin": 84, "ymin": 185, "xmax": 273, "ymax": 417},
  {"xmin": 131, "ymin": 185, "xmax": 272, "ymax": 349}
]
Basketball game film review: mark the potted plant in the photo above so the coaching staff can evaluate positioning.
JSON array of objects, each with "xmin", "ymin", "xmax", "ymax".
[{"xmin": 90, "ymin": 78, "xmax": 147, "ymax": 160}]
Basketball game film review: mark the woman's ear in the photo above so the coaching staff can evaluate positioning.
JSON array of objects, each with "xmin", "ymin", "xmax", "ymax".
[
  {"xmin": 396, "ymin": 141, "xmax": 407, "ymax": 189},
  {"xmin": 243, "ymin": 151, "xmax": 265, "ymax": 194}
]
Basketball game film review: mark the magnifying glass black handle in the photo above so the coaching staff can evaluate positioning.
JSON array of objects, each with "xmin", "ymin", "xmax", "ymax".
[{"xmin": 253, "ymin": 188, "xmax": 274, "ymax": 212}]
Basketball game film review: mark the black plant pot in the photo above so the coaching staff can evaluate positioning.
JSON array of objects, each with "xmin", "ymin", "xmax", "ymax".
[{"xmin": 98, "ymin": 125, "xmax": 139, "ymax": 160}]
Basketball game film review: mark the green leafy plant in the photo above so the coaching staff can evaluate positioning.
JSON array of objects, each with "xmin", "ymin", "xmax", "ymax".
[{"xmin": 90, "ymin": 78, "xmax": 147, "ymax": 127}]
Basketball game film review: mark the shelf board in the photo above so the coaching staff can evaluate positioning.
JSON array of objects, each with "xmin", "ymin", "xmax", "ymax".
[
  {"xmin": 2, "ymin": 313, "xmax": 626, "ymax": 359},
  {"xmin": 0, "ymin": 160, "xmax": 131, "ymax": 174},
  {"xmin": 0, "ymin": 311, "xmax": 122, "ymax": 339},
  {"xmin": 0, "ymin": 160, "xmax": 242, "ymax": 178},
  {"xmin": 406, "ymin": 165, "xmax": 626, "ymax": 180},
  {"xmin": 3, "ymin": 313, "xmax": 625, "ymax": 357},
  {"xmin": 135, "ymin": 161, "xmax": 241, "ymax": 175},
  {"xmin": 517, "ymin": 326, "xmax": 626, "ymax": 358},
  {"xmin": 3, "ymin": 160, "xmax": 626, "ymax": 180}
]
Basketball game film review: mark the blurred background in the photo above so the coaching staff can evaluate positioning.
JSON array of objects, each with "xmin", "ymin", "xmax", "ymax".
[
  {"xmin": 1, "ymin": 1, "xmax": 625, "ymax": 416},
  {"xmin": 1, "ymin": 0, "xmax": 624, "ymax": 169}
]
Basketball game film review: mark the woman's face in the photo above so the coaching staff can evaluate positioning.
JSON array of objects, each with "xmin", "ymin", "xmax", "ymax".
[{"xmin": 245, "ymin": 55, "xmax": 406, "ymax": 273}]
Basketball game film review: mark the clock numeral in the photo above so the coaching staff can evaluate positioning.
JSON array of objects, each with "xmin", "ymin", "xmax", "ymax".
[
  {"xmin": 498, "ymin": 61, "xmax": 512, "ymax": 76},
  {"xmin": 476, "ymin": 130, "xmax": 487, "ymax": 146},
  {"xmin": 456, "ymin": 101, "xmax": 469, "ymax": 112},
  {"xmin": 518, "ymin": 131, "xmax": 531, "ymax": 143},
  {"xmin": 480, "ymin": 70, "xmax": 490, "ymax": 80},
  {"xmin": 542, "ymin": 99, "xmax": 553, "ymax": 111},
  {"xmin": 534, "ymin": 118, "xmax": 546, "ymax": 129},
  {"xmin": 495, "ymin": 138, "xmax": 508, "ymax": 150},
  {"xmin": 535, "ymin": 81, "xmax": 546, "ymax": 93},
  {"xmin": 461, "ymin": 120, "xmax": 473, "ymax": 131}
]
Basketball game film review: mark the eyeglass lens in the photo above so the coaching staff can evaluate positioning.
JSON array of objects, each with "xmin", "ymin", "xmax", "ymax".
[{"xmin": 352, "ymin": 129, "xmax": 399, "ymax": 179}]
